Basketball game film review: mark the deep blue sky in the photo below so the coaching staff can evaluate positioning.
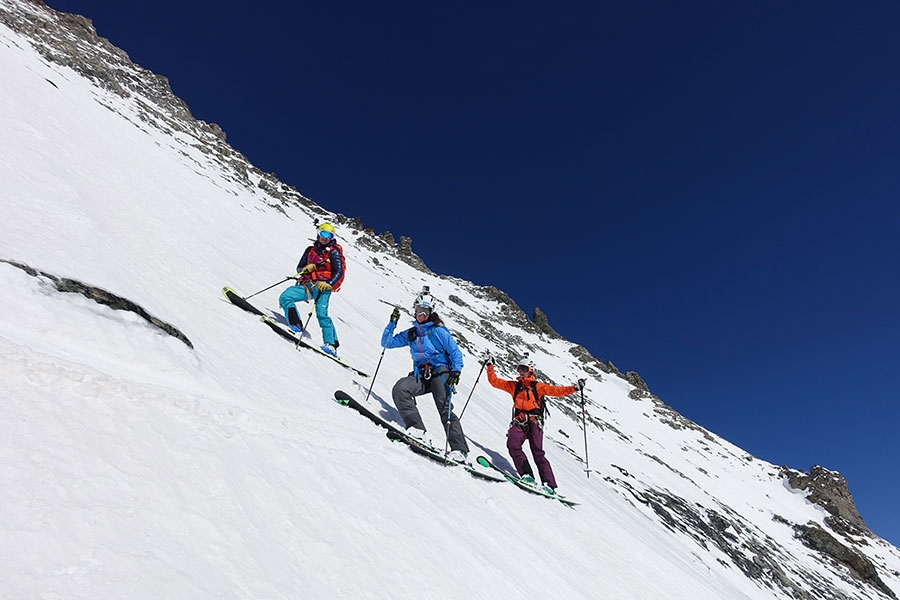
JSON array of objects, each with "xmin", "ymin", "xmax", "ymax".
[{"xmin": 46, "ymin": 1, "xmax": 899, "ymax": 544}]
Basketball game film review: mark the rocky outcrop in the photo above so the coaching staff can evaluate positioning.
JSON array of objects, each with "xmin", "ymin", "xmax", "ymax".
[
  {"xmin": 794, "ymin": 523, "xmax": 895, "ymax": 599},
  {"xmin": 782, "ymin": 466, "xmax": 872, "ymax": 538},
  {"xmin": 349, "ymin": 226, "xmax": 432, "ymax": 274},
  {"xmin": 532, "ymin": 307, "xmax": 560, "ymax": 338},
  {"xmin": 1, "ymin": 259, "xmax": 192, "ymax": 348}
]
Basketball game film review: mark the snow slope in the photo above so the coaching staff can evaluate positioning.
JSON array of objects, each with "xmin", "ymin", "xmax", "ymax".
[{"xmin": 2, "ymin": 6, "xmax": 898, "ymax": 599}]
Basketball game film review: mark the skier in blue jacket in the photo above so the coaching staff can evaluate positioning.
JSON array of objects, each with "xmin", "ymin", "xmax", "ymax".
[{"xmin": 381, "ymin": 295, "xmax": 469, "ymax": 462}]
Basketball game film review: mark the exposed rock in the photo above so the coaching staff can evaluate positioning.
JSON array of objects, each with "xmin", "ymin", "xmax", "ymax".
[
  {"xmin": 532, "ymin": 307, "xmax": 560, "ymax": 338},
  {"xmin": 470, "ymin": 286, "xmax": 540, "ymax": 335},
  {"xmin": 568, "ymin": 344, "xmax": 611, "ymax": 377},
  {"xmin": 447, "ymin": 295, "xmax": 468, "ymax": 308},
  {"xmin": 782, "ymin": 466, "xmax": 872, "ymax": 538},
  {"xmin": 2, "ymin": 259, "xmax": 192, "ymax": 349},
  {"xmin": 624, "ymin": 370, "xmax": 649, "ymax": 392},
  {"xmin": 396, "ymin": 236, "xmax": 431, "ymax": 273},
  {"xmin": 630, "ymin": 486, "xmax": 813, "ymax": 599},
  {"xmin": 793, "ymin": 523, "xmax": 895, "ymax": 599}
]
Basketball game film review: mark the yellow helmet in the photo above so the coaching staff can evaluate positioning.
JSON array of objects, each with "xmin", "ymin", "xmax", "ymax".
[{"xmin": 317, "ymin": 223, "xmax": 336, "ymax": 238}]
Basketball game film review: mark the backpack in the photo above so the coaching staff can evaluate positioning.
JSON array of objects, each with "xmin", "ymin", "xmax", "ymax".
[
  {"xmin": 329, "ymin": 243, "xmax": 346, "ymax": 292},
  {"xmin": 306, "ymin": 242, "xmax": 346, "ymax": 292},
  {"xmin": 512, "ymin": 380, "xmax": 546, "ymax": 417}
]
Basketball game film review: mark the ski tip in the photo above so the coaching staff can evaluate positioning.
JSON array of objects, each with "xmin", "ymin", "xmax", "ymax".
[
  {"xmin": 334, "ymin": 390, "xmax": 353, "ymax": 405},
  {"xmin": 476, "ymin": 456, "xmax": 491, "ymax": 468}
]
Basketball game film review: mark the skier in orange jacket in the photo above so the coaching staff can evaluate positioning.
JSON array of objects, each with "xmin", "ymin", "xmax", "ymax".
[{"xmin": 486, "ymin": 355, "xmax": 584, "ymax": 494}]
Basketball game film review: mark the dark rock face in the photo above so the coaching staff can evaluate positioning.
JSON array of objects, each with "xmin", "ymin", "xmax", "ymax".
[
  {"xmin": 397, "ymin": 236, "xmax": 431, "ymax": 273},
  {"xmin": 2, "ymin": 259, "xmax": 192, "ymax": 349},
  {"xmin": 617, "ymin": 479, "xmax": 896, "ymax": 600},
  {"xmin": 624, "ymin": 370, "xmax": 649, "ymax": 392},
  {"xmin": 532, "ymin": 307, "xmax": 560, "ymax": 338},
  {"xmin": 782, "ymin": 466, "xmax": 872, "ymax": 537},
  {"xmin": 794, "ymin": 523, "xmax": 896, "ymax": 599}
]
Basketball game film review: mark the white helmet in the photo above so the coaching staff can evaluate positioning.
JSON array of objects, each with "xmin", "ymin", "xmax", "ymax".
[
  {"xmin": 413, "ymin": 289, "xmax": 436, "ymax": 315},
  {"xmin": 413, "ymin": 299, "xmax": 434, "ymax": 316},
  {"xmin": 516, "ymin": 356, "xmax": 534, "ymax": 374}
]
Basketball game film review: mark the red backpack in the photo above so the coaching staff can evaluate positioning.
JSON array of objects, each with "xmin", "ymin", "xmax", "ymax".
[
  {"xmin": 305, "ymin": 242, "xmax": 347, "ymax": 292},
  {"xmin": 328, "ymin": 242, "xmax": 346, "ymax": 292}
]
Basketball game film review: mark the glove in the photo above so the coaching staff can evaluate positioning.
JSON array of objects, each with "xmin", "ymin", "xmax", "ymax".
[
  {"xmin": 446, "ymin": 371, "xmax": 461, "ymax": 386},
  {"xmin": 574, "ymin": 378, "xmax": 586, "ymax": 391},
  {"xmin": 300, "ymin": 263, "xmax": 317, "ymax": 275},
  {"xmin": 316, "ymin": 281, "xmax": 333, "ymax": 292},
  {"xmin": 390, "ymin": 307, "xmax": 401, "ymax": 322},
  {"xmin": 481, "ymin": 353, "xmax": 494, "ymax": 366}
]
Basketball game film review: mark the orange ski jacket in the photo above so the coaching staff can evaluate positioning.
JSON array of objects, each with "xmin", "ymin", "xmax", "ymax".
[{"xmin": 486, "ymin": 364, "xmax": 576, "ymax": 413}]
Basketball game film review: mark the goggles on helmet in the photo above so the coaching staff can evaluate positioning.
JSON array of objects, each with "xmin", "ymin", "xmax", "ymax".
[{"xmin": 317, "ymin": 229, "xmax": 334, "ymax": 240}]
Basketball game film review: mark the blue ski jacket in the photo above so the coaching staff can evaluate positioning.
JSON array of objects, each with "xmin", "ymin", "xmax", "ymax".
[{"xmin": 381, "ymin": 320, "xmax": 464, "ymax": 373}]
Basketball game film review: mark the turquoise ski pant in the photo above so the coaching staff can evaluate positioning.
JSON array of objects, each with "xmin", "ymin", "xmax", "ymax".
[{"xmin": 278, "ymin": 284, "xmax": 337, "ymax": 346}]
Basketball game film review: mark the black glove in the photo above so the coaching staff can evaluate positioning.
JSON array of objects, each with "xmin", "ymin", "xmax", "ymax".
[
  {"xmin": 390, "ymin": 307, "xmax": 401, "ymax": 322},
  {"xmin": 575, "ymin": 378, "xmax": 586, "ymax": 391},
  {"xmin": 446, "ymin": 371, "xmax": 461, "ymax": 386}
]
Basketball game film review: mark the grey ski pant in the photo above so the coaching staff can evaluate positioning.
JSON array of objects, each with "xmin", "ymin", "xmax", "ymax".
[{"xmin": 392, "ymin": 374, "xmax": 469, "ymax": 453}]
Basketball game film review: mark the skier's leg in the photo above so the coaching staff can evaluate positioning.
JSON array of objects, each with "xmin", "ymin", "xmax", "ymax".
[
  {"xmin": 527, "ymin": 423, "xmax": 557, "ymax": 488},
  {"xmin": 429, "ymin": 377, "xmax": 468, "ymax": 453},
  {"xmin": 506, "ymin": 423, "xmax": 534, "ymax": 477},
  {"xmin": 313, "ymin": 289, "xmax": 336, "ymax": 345},
  {"xmin": 392, "ymin": 375, "xmax": 428, "ymax": 431},
  {"xmin": 278, "ymin": 285, "xmax": 309, "ymax": 326}
]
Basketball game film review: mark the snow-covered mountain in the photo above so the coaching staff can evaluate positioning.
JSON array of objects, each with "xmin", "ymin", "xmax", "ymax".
[{"xmin": 2, "ymin": 1, "xmax": 898, "ymax": 598}]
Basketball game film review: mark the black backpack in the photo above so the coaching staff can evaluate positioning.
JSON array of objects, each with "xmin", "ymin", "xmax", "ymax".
[{"xmin": 512, "ymin": 380, "xmax": 549, "ymax": 421}]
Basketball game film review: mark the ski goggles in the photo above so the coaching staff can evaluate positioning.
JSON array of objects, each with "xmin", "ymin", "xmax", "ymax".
[{"xmin": 317, "ymin": 230, "xmax": 334, "ymax": 240}]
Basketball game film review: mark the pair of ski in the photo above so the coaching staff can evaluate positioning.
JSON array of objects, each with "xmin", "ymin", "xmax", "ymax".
[
  {"xmin": 334, "ymin": 390, "xmax": 502, "ymax": 483},
  {"xmin": 334, "ymin": 390, "xmax": 577, "ymax": 506},
  {"xmin": 222, "ymin": 286, "xmax": 369, "ymax": 377}
]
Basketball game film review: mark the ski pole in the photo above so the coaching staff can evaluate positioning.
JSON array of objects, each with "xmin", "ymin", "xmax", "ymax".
[
  {"xmin": 245, "ymin": 276, "xmax": 292, "ymax": 299},
  {"xmin": 457, "ymin": 359, "xmax": 487, "ymax": 421},
  {"xmin": 302, "ymin": 285, "xmax": 322, "ymax": 332},
  {"xmin": 442, "ymin": 380, "xmax": 455, "ymax": 463},
  {"xmin": 363, "ymin": 347, "xmax": 386, "ymax": 404},
  {"xmin": 580, "ymin": 384, "xmax": 590, "ymax": 478}
]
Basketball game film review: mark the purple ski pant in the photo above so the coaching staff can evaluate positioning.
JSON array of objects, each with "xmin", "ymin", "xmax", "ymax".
[{"xmin": 507, "ymin": 421, "xmax": 557, "ymax": 489}]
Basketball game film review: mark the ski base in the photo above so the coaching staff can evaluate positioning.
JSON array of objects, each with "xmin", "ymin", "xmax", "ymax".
[
  {"xmin": 334, "ymin": 391, "xmax": 503, "ymax": 483},
  {"xmin": 476, "ymin": 456, "xmax": 578, "ymax": 506},
  {"xmin": 222, "ymin": 286, "xmax": 264, "ymax": 315}
]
